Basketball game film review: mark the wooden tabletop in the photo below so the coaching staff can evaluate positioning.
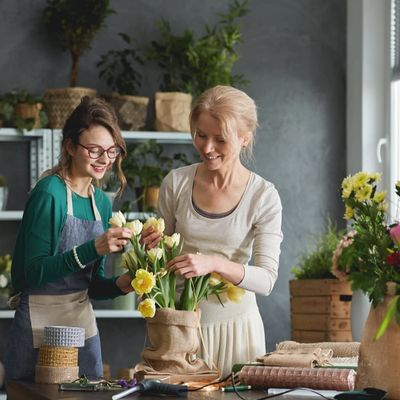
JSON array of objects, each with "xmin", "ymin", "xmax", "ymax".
[{"xmin": 6, "ymin": 380, "xmax": 268, "ymax": 400}]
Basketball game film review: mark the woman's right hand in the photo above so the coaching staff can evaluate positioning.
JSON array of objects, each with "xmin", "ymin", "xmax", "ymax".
[
  {"xmin": 140, "ymin": 226, "xmax": 162, "ymax": 249},
  {"xmin": 95, "ymin": 227, "xmax": 132, "ymax": 255}
]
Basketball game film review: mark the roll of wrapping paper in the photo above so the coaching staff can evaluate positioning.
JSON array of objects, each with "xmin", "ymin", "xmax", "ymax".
[
  {"xmin": 276, "ymin": 341, "xmax": 360, "ymax": 358},
  {"xmin": 43, "ymin": 326, "xmax": 85, "ymax": 347},
  {"xmin": 239, "ymin": 366, "xmax": 356, "ymax": 391},
  {"xmin": 38, "ymin": 346, "xmax": 78, "ymax": 367},
  {"xmin": 35, "ymin": 365, "xmax": 79, "ymax": 384}
]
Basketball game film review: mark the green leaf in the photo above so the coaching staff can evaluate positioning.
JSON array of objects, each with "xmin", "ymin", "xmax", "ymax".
[{"xmin": 374, "ymin": 295, "xmax": 399, "ymax": 340}]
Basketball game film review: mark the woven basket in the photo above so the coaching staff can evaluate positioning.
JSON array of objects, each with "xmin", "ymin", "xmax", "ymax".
[
  {"xmin": 14, "ymin": 103, "xmax": 42, "ymax": 129},
  {"xmin": 35, "ymin": 365, "xmax": 79, "ymax": 384},
  {"xmin": 108, "ymin": 93, "xmax": 149, "ymax": 130},
  {"xmin": 38, "ymin": 346, "xmax": 78, "ymax": 367},
  {"xmin": 44, "ymin": 87, "xmax": 97, "ymax": 129}
]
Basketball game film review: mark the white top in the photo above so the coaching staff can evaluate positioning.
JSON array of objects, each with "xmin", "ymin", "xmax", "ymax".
[{"xmin": 158, "ymin": 164, "xmax": 283, "ymax": 296}]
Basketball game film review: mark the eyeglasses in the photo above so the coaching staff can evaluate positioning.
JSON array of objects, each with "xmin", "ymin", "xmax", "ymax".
[{"xmin": 78, "ymin": 143, "xmax": 122, "ymax": 159}]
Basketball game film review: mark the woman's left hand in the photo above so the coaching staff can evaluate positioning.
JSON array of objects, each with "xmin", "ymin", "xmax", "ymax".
[
  {"xmin": 116, "ymin": 271, "xmax": 134, "ymax": 294},
  {"xmin": 168, "ymin": 253, "xmax": 215, "ymax": 279}
]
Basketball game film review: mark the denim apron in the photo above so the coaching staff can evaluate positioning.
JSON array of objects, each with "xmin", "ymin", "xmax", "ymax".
[{"xmin": 5, "ymin": 184, "xmax": 104, "ymax": 381}]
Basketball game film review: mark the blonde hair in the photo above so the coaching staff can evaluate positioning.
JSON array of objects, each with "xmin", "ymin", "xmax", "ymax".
[
  {"xmin": 190, "ymin": 85, "xmax": 258, "ymax": 160},
  {"xmin": 51, "ymin": 96, "xmax": 127, "ymax": 195}
]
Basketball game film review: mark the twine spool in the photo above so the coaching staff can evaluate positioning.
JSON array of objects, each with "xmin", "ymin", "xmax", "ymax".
[
  {"xmin": 38, "ymin": 346, "xmax": 78, "ymax": 367},
  {"xmin": 35, "ymin": 365, "xmax": 79, "ymax": 384}
]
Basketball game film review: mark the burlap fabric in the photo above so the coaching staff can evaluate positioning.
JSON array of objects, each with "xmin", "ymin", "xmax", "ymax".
[
  {"xmin": 154, "ymin": 92, "xmax": 192, "ymax": 132},
  {"xmin": 355, "ymin": 283, "xmax": 400, "ymax": 399},
  {"xmin": 134, "ymin": 308, "xmax": 217, "ymax": 377},
  {"xmin": 257, "ymin": 348, "xmax": 333, "ymax": 368},
  {"xmin": 276, "ymin": 340, "xmax": 360, "ymax": 358}
]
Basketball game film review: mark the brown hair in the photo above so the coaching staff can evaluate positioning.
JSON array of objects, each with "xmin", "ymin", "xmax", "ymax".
[
  {"xmin": 51, "ymin": 96, "xmax": 127, "ymax": 195},
  {"xmin": 190, "ymin": 85, "xmax": 258, "ymax": 160}
]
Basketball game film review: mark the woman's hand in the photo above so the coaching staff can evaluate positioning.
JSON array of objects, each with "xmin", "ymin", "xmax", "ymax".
[
  {"xmin": 168, "ymin": 253, "xmax": 216, "ymax": 279},
  {"xmin": 94, "ymin": 227, "xmax": 132, "ymax": 255},
  {"xmin": 140, "ymin": 226, "xmax": 162, "ymax": 249},
  {"xmin": 116, "ymin": 271, "xmax": 134, "ymax": 294}
]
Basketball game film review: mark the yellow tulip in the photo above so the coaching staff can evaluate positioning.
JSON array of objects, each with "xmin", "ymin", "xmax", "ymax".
[
  {"xmin": 147, "ymin": 248, "xmax": 163, "ymax": 263},
  {"xmin": 143, "ymin": 217, "xmax": 165, "ymax": 234},
  {"xmin": 227, "ymin": 284, "xmax": 245, "ymax": 303},
  {"xmin": 108, "ymin": 211, "xmax": 126, "ymax": 227},
  {"xmin": 125, "ymin": 219, "xmax": 143, "ymax": 236},
  {"xmin": 131, "ymin": 269, "xmax": 155, "ymax": 295},
  {"xmin": 137, "ymin": 298, "xmax": 156, "ymax": 318},
  {"xmin": 164, "ymin": 233, "xmax": 180, "ymax": 248}
]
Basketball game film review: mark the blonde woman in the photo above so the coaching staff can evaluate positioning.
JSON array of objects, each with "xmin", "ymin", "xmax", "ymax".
[{"xmin": 143, "ymin": 85, "xmax": 283, "ymax": 377}]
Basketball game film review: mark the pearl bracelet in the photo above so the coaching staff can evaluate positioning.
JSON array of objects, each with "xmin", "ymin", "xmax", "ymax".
[{"xmin": 72, "ymin": 245, "xmax": 85, "ymax": 269}]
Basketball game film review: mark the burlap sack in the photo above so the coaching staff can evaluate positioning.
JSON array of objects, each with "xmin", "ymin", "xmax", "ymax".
[
  {"xmin": 154, "ymin": 92, "xmax": 192, "ymax": 132},
  {"xmin": 355, "ymin": 283, "xmax": 400, "ymax": 399},
  {"xmin": 109, "ymin": 94, "xmax": 149, "ymax": 130},
  {"xmin": 134, "ymin": 308, "xmax": 216, "ymax": 376}
]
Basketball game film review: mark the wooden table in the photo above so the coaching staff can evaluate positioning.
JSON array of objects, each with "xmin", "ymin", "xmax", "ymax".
[{"xmin": 6, "ymin": 380, "xmax": 268, "ymax": 400}]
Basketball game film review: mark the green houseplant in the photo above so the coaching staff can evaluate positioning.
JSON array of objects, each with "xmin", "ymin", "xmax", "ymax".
[
  {"xmin": 289, "ymin": 220, "xmax": 353, "ymax": 342},
  {"xmin": 41, "ymin": 0, "xmax": 114, "ymax": 128},
  {"xmin": 97, "ymin": 33, "xmax": 149, "ymax": 130},
  {"xmin": 0, "ymin": 90, "xmax": 47, "ymax": 132},
  {"xmin": 122, "ymin": 140, "xmax": 190, "ymax": 211},
  {"xmin": 148, "ymin": 0, "xmax": 248, "ymax": 132}
]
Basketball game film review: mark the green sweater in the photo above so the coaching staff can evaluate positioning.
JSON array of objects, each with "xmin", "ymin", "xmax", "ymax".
[{"xmin": 11, "ymin": 175, "xmax": 122, "ymax": 299}]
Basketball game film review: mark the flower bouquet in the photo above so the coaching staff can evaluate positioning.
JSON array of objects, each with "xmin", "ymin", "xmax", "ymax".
[
  {"xmin": 108, "ymin": 211, "xmax": 244, "ymax": 378},
  {"xmin": 333, "ymin": 172, "xmax": 400, "ymax": 397}
]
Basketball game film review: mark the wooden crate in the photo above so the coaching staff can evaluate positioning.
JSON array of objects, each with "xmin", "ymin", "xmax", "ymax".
[{"xmin": 290, "ymin": 279, "xmax": 353, "ymax": 342}]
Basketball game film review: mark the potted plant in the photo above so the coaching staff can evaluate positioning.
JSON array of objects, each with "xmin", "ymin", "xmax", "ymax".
[
  {"xmin": 122, "ymin": 140, "xmax": 190, "ymax": 212},
  {"xmin": 148, "ymin": 0, "xmax": 248, "ymax": 132},
  {"xmin": 290, "ymin": 220, "xmax": 353, "ymax": 342},
  {"xmin": 0, "ymin": 90, "xmax": 47, "ymax": 132},
  {"xmin": 0, "ymin": 253, "xmax": 12, "ymax": 308},
  {"xmin": 41, "ymin": 0, "xmax": 114, "ymax": 128},
  {"xmin": 97, "ymin": 33, "xmax": 149, "ymax": 131},
  {"xmin": 0, "ymin": 175, "xmax": 8, "ymax": 211}
]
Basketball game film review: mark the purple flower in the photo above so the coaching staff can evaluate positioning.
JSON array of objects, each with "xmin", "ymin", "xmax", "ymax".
[{"xmin": 390, "ymin": 224, "xmax": 400, "ymax": 247}]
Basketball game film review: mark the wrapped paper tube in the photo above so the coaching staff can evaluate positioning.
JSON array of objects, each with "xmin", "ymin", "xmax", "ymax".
[{"xmin": 239, "ymin": 366, "xmax": 356, "ymax": 391}]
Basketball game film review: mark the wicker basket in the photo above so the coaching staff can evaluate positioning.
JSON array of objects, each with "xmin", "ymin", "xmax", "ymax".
[
  {"xmin": 14, "ymin": 103, "xmax": 42, "ymax": 129},
  {"xmin": 108, "ymin": 93, "xmax": 149, "ymax": 130},
  {"xmin": 44, "ymin": 87, "xmax": 97, "ymax": 129},
  {"xmin": 38, "ymin": 346, "xmax": 78, "ymax": 367}
]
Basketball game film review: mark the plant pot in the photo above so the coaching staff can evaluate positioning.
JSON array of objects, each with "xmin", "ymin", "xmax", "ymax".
[
  {"xmin": 0, "ymin": 187, "xmax": 8, "ymax": 211},
  {"xmin": 44, "ymin": 87, "xmax": 97, "ymax": 129},
  {"xmin": 154, "ymin": 92, "xmax": 192, "ymax": 132},
  {"xmin": 355, "ymin": 283, "xmax": 399, "ymax": 399},
  {"xmin": 13, "ymin": 102, "xmax": 42, "ymax": 129},
  {"xmin": 108, "ymin": 93, "xmax": 149, "ymax": 131},
  {"xmin": 134, "ymin": 308, "xmax": 216, "ymax": 377},
  {"xmin": 135, "ymin": 186, "xmax": 160, "ymax": 212}
]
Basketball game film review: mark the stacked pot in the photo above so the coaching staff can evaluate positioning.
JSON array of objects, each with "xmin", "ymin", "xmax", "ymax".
[{"xmin": 35, "ymin": 326, "xmax": 84, "ymax": 384}]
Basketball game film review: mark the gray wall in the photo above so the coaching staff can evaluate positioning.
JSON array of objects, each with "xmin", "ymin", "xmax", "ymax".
[{"xmin": 0, "ymin": 0, "xmax": 346, "ymax": 376}]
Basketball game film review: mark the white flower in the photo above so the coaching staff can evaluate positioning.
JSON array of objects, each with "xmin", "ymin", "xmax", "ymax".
[
  {"xmin": 143, "ymin": 217, "xmax": 165, "ymax": 234},
  {"xmin": 0, "ymin": 274, "xmax": 8, "ymax": 289},
  {"xmin": 164, "ymin": 233, "xmax": 180, "ymax": 248},
  {"xmin": 125, "ymin": 219, "xmax": 143, "ymax": 236},
  {"xmin": 147, "ymin": 247, "xmax": 163, "ymax": 263},
  {"xmin": 109, "ymin": 211, "xmax": 126, "ymax": 227}
]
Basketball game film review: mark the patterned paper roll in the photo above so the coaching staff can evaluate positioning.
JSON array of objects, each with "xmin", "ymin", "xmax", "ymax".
[
  {"xmin": 239, "ymin": 366, "xmax": 356, "ymax": 391},
  {"xmin": 276, "ymin": 341, "xmax": 360, "ymax": 358},
  {"xmin": 43, "ymin": 326, "xmax": 85, "ymax": 347},
  {"xmin": 35, "ymin": 365, "xmax": 79, "ymax": 384},
  {"xmin": 38, "ymin": 346, "xmax": 78, "ymax": 367}
]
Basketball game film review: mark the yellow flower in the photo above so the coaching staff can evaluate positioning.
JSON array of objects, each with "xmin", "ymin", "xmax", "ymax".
[
  {"xmin": 354, "ymin": 184, "xmax": 373, "ymax": 201},
  {"xmin": 137, "ymin": 298, "xmax": 156, "ymax": 318},
  {"xmin": 377, "ymin": 202, "xmax": 388, "ymax": 212},
  {"xmin": 226, "ymin": 284, "xmax": 245, "ymax": 303},
  {"xmin": 147, "ymin": 247, "xmax": 163, "ymax": 263},
  {"xmin": 109, "ymin": 211, "xmax": 126, "ymax": 227},
  {"xmin": 373, "ymin": 190, "xmax": 387, "ymax": 204},
  {"xmin": 164, "ymin": 233, "xmax": 180, "ymax": 248},
  {"xmin": 131, "ymin": 269, "xmax": 155, "ymax": 295},
  {"xmin": 125, "ymin": 219, "xmax": 143, "ymax": 236},
  {"xmin": 341, "ymin": 176, "xmax": 353, "ymax": 199},
  {"xmin": 209, "ymin": 272, "xmax": 223, "ymax": 286},
  {"xmin": 369, "ymin": 172, "xmax": 382, "ymax": 182},
  {"xmin": 396, "ymin": 180, "xmax": 400, "ymax": 190},
  {"xmin": 352, "ymin": 172, "xmax": 369, "ymax": 189},
  {"xmin": 343, "ymin": 205, "xmax": 354, "ymax": 220},
  {"xmin": 143, "ymin": 217, "xmax": 165, "ymax": 234}
]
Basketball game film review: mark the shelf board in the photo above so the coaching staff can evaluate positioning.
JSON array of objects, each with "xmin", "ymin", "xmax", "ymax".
[
  {"xmin": 0, "ymin": 211, "xmax": 23, "ymax": 220},
  {"xmin": 0, "ymin": 128, "xmax": 52, "ymax": 140},
  {"xmin": 121, "ymin": 131, "xmax": 192, "ymax": 143},
  {"xmin": 0, "ymin": 309, "xmax": 141, "ymax": 319}
]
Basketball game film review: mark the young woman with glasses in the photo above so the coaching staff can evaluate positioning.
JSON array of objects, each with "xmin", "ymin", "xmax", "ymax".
[{"xmin": 5, "ymin": 96, "xmax": 133, "ymax": 381}]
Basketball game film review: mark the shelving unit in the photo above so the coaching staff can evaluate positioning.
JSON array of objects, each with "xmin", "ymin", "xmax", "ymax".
[{"xmin": 0, "ymin": 309, "xmax": 141, "ymax": 319}]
